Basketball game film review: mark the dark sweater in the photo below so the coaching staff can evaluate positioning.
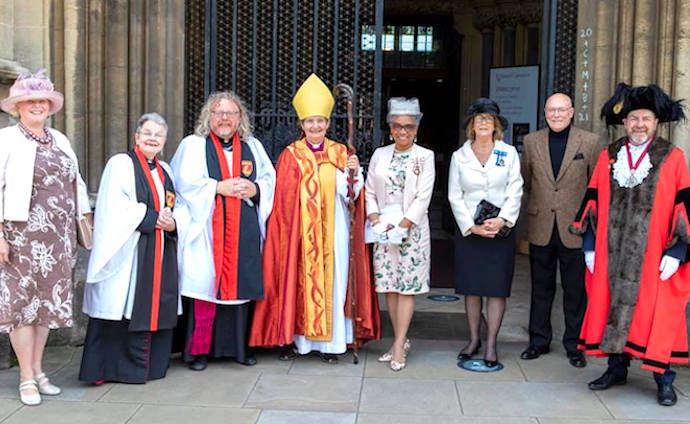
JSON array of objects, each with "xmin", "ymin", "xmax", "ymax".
[{"xmin": 548, "ymin": 125, "xmax": 571, "ymax": 179}]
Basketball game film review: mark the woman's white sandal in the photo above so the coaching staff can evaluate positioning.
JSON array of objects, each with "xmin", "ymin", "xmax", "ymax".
[
  {"xmin": 35, "ymin": 373, "xmax": 61, "ymax": 395},
  {"xmin": 377, "ymin": 352, "xmax": 393, "ymax": 362},
  {"xmin": 18, "ymin": 379, "xmax": 41, "ymax": 406}
]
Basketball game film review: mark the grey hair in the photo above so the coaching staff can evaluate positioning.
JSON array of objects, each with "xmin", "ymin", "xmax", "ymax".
[
  {"xmin": 135, "ymin": 112, "xmax": 168, "ymax": 135},
  {"xmin": 194, "ymin": 91, "xmax": 253, "ymax": 138}
]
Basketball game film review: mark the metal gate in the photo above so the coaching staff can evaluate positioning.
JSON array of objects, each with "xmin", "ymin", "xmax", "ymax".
[{"xmin": 185, "ymin": 0, "xmax": 383, "ymax": 162}]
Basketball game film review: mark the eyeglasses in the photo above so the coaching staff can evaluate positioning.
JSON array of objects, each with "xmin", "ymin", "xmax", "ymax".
[
  {"xmin": 544, "ymin": 107, "xmax": 572, "ymax": 115},
  {"xmin": 475, "ymin": 116, "xmax": 493, "ymax": 124},
  {"xmin": 211, "ymin": 110, "xmax": 240, "ymax": 118},
  {"xmin": 138, "ymin": 131, "xmax": 167, "ymax": 140},
  {"xmin": 390, "ymin": 123, "xmax": 417, "ymax": 132}
]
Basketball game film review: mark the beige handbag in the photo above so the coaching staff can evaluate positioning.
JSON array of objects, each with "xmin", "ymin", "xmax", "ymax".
[
  {"xmin": 76, "ymin": 215, "xmax": 93, "ymax": 249},
  {"xmin": 73, "ymin": 177, "xmax": 92, "ymax": 249}
]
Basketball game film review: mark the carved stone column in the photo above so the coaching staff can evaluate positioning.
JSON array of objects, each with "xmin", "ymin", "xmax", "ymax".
[
  {"xmin": 473, "ymin": 6, "xmax": 498, "ymax": 96},
  {"xmin": 497, "ymin": 4, "xmax": 521, "ymax": 66},
  {"xmin": 47, "ymin": 1, "xmax": 186, "ymax": 192}
]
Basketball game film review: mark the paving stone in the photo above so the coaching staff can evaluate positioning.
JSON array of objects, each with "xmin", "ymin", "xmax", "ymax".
[
  {"xmin": 539, "ymin": 420, "xmax": 687, "ymax": 424},
  {"xmin": 359, "ymin": 378, "xmax": 460, "ymax": 415},
  {"xmin": 357, "ymin": 415, "xmax": 538, "ymax": 424},
  {"xmin": 593, "ymin": 377, "xmax": 690, "ymax": 422},
  {"xmin": 257, "ymin": 410, "xmax": 356, "ymax": 424},
  {"xmin": 245, "ymin": 374, "xmax": 360, "ymax": 412},
  {"xmin": 100, "ymin": 361, "xmax": 259, "ymax": 407},
  {"xmin": 517, "ymin": 352, "xmax": 608, "ymax": 383},
  {"xmin": 188, "ymin": 351, "xmax": 293, "ymax": 375},
  {"xmin": 2, "ymin": 400, "xmax": 139, "ymax": 424},
  {"xmin": 288, "ymin": 351, "xmax": 366, "ymax": 377},
  {"xmin": 364, "ymin": 339, "xmax": 524, "ymax": 381},
  {"xmin": 129, "ymin": 405, "xmax": 259, "ymax": 424},
  {"xmin": 0, "ymin": 399, "xmax": 21, "ymax": 421},
  {"xmin": 456, "ymin": 381, "xmax": 610, "ymax": 418}
]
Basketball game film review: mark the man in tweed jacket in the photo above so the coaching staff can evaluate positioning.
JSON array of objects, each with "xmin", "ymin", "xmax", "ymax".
[{"xmin": 519, "ymin": 93, "xmax": 600, "ymax": 367}]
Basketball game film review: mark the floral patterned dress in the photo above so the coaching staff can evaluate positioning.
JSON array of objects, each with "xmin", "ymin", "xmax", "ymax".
[
  {"xmin": 0, "ymin": 141, "xmax": 77, "ymax": 333},
  {"xmin": 372, "ymin": 150, "xmax": 430, "ymax": 294}
]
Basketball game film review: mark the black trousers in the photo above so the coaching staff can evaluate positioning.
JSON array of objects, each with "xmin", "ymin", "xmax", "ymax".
[{"xmin": 528, "ymin": 225, "xmax": 586, "ymax": 352}]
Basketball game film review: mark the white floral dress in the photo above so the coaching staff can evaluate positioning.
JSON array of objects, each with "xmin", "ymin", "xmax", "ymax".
[
  {"xmin": 372, "ymin": 151, "xmax": 430, "ymax": 294},
  {"xmin": 0, "ymin": 142, "xmax": 76, "ymax": 332}
]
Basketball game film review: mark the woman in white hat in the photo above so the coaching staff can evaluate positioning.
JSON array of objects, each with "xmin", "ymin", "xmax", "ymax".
[
  {"xmin": 0, "ymin": 70, "xmax": 91, "ymax": 405},
  {"xmin": 364, "ymin": 97, "xmax": 435, "ymax": 371}
]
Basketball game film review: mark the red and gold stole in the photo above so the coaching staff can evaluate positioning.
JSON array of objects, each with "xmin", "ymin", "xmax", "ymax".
[{"xmin": 289, "ymin": 139, "xmax": 347, "ymax": 340}]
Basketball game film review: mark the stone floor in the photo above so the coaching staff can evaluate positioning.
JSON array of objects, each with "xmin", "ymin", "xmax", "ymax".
[{"xmin": 0, "ymin": 253, "xmax": 688, "ymax": 423}]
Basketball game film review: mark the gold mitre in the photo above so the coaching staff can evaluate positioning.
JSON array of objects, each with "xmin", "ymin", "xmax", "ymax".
[{"xmin": 292, "ymin": 73, "xmax": 334, "ymax": 120}]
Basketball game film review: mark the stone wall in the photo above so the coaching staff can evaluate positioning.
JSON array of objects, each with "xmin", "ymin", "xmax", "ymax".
[
  {"xmin": 0, "ymin": 0, "xmax": 186, "ymax": 369},
  {"xmin": 574, "ymin": 0, "xmax": 690, "ymax": 159}
]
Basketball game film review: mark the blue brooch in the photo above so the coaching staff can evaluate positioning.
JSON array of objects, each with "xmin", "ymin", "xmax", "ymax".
[{"xmin": 493, "ymin": 149, "xmax": 507, "ymax": 167}]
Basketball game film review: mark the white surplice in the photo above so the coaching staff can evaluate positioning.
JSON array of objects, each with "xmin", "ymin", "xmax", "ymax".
[{"xmin": 83, "ymin": 154, "xmax": 181, "ymax": 320}]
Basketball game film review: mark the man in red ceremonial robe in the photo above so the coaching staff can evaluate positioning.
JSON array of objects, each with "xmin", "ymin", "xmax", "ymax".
[
  {"xmin": 249, "ymin": 74, "xmax": 380, "ymax": 363},
  {"xmin": 572, "ymin": 83, "xmax": 690, "ymax": 406}
]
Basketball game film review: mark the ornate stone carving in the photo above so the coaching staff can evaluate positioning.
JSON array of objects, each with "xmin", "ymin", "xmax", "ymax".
[
  {"xmin": 473, "ymin": 6, "xmax": 499, "ymax": 32},
  {"xmin": 519, "ymin": 1, "xmax": 543, "ymax": 25}
]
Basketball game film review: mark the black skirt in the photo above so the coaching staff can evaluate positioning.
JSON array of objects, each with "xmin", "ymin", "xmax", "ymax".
[
  {"xmin": 454, "ymin": 229, "xmax": 516, "ymax": 297},
  {"xmin": 173, "ymin": 297, "xmax": 252, "ymax": 363},
  {"xmin": 79, "ymin": 318, "xmax": 173, "ymax": 383}
]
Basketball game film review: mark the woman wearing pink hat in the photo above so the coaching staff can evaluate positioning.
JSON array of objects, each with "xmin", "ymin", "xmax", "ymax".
[{"xmin": 0, "ymin": 70, "xmax": 92, "ymax": 405}]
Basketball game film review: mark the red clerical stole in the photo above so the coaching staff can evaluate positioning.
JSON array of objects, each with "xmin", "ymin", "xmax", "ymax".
[
  {"xmin": 209, "ymin": 131, "xmax": 242, "ymax": 299},
  {"xmin": 133, "ymin": 146, "xmax": 165, "ymax": 331}
]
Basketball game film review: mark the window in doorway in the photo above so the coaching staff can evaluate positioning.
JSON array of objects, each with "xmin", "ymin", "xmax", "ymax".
[{"xmin": 361, "ymin": 25, "xmax": 435, "ymax": 53}]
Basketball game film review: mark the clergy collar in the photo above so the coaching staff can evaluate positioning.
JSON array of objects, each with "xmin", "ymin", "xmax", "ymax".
[
  {"xmin": 306, "ymin": 140, "xmax": 324, "ymax": 152},
  {"xmin": 147, "ymin": 159, "xmax": 157, "ymax": 170}
]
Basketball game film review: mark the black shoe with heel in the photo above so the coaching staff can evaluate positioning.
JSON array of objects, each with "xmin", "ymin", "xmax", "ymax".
[{"xmin": 457, "ymin": 341, "xmax": 482, "ymax": 361}]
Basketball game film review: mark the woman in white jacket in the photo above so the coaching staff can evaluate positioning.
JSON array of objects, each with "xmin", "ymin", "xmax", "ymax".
[
  {"xmin": 365, "ymin": 98, "xmax": 435, "ymax": 371},
  {"xmin": 448, "ymin": 98, "xmax": 523, "ymax": 370}
]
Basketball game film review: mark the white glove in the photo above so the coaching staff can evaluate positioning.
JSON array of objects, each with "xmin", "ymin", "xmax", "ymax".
[
  {"xmin": 659, "ymin": 255, "xmax": 680, "ymax": 281},
  {"xmin": 387, "ymin": 226, "xmax": 409, "ymax": 244},
  {"xmin": 584, "ymin": 251, "xmax": 595, "ymax": 273},
  {"xmin": 372, "ymin": 222, "xmax": 392, "ymax": 235}
]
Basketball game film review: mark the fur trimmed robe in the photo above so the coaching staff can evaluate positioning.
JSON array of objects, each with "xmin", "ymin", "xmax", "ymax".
[{"xmin": 572, "ymin": 137, "xmax": 690, "ymax": 373}]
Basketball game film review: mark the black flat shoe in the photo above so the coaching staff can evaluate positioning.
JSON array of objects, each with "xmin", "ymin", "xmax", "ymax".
[
  {"xmin": 189, "ymin": 355, "xmax": 208, "ymax": 371},
  {"xmin": 456, "ymin": 341, "xmax": 482, "ymax": 361},
  {"xmin": 657, "ymin": 382, "xmax": 677, "ymax": 406},
  {"xmin": 237, "ymin": 354, "xmax": 257, "ymax": 366},
  {"xmin": 278, "ymin": 346, "xmax": 298, "ymax": 361},
  {"xmin": 567, "ymin": 350, "xmax": 587, "ymax": 368},
  {"xmin": 587, "ymin": 370, "xmax": 627, "ymax": 390},
  {"xmin": 320, "ymin": 353, "xmax": 338, "ymax": 364},
  {"xmin": 520, "ymin": 345, "xmax": 549, "ymax": 360}
]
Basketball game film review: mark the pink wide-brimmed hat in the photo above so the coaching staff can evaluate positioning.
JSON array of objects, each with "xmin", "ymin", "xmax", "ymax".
[{"xmin": 0, "ymin": 69, "xmax": 64, "ymax": 116}]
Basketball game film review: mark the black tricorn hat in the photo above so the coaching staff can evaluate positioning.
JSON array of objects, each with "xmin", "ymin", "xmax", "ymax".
[
  {"xmin": 600, "ymin": 82, "xmax": 685, "ymax": 126},
  {"xmin": 464, "ymin": 98, "xmax": 509, "ymax": 130}
]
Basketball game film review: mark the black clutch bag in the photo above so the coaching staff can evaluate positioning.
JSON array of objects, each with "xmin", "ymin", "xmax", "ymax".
[{"xmin": 473, "ymin": 199, "xmax": 511, "ymax": 237}]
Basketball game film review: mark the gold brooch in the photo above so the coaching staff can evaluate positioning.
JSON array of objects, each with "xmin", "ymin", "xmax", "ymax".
[{"xmin": 613, "ymin": 101, "xmax": 623, "ymax": 115}]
